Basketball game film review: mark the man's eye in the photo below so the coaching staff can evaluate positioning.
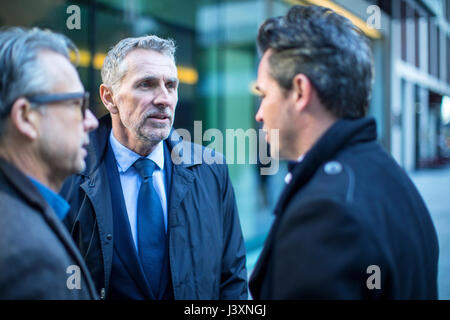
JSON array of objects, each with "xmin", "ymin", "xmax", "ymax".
[
  {"xmin": 254, "ymin": 91, "xmax": 265, "ymax": 101},
  {"xmin": 70, "ymin": 99, "xmax": 82, "ymax": 107},
  {"xmin": 166, "ymin": 82, "xmax": 177, "ymax": 89},
  {"xmin": 139, "ymin": 81, "xmax": 156, "ymax": 88}
]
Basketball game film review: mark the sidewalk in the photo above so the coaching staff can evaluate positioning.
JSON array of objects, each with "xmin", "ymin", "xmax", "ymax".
[{"xmin": 409, "ymin": 166, "xmax": 450, "ymax": 300}]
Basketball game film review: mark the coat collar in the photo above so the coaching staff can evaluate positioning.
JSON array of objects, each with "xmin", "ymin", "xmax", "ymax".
[
  {"xmin": 0, "ymin": 158, "xmax": 49, "ymax": 213},
  {"xmin": 274, "ymin": 117, "xmax": 377, "ymax": 216}
]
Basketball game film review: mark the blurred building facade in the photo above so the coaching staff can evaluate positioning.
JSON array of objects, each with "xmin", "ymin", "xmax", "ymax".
[
  {"xmin": 384, "ymin": 0, "xmax": 450, "ymax": 170},
  {"xmin": 332, "ymin": 0, "xmax": 450, "ymax": 170},
  {"xmin": 1, "ymin": 0, "xmax": 449, "ymax": 267}
]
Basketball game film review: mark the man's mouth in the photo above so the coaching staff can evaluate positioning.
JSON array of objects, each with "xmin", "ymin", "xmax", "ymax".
[
  {"xmin": 80, "ymin": 140, "xmax": 89, "ymax": 152},
  {"xmin": 147, "ymin": 114, "xmax": 170, "ymax": 122},
  {"xmin": 150, "ymin": 114, "xmax": 168, "ymax": 119},
  {"xmin": 82, "ymin": 138, "xmax": 90, "ymax": 147}
]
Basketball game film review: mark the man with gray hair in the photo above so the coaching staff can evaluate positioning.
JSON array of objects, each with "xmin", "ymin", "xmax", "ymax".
[
  {"xmin": 60, "ymin": 35, "xmax": 247, "ymax": 300},
  {"xmin": 249, "ymin": 5, "xmax": 438, "ymax": 299},
  {"xmin": 0, "ymin": 27, "xmax": 98, "ymax": 299}
]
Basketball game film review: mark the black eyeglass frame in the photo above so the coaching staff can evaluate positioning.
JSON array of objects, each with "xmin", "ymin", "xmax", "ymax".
[{"xmin": 25, "ymin": 92, "xmax": 90, "ymax": 118}]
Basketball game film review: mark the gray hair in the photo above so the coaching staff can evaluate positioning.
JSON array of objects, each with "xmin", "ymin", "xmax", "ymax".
[
  {"xmin": 0, "ymin": 27, "xmax": 77, "ymax": 134},
  {"xmin": 257, "ymin": 5, "xmax": 374, "ymax": 119},
  {"xmin": 101, "ymin": 35, "xmax": 176, "ymax": 90}
]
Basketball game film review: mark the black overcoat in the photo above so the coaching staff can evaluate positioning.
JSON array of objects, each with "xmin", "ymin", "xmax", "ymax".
[{"xmin": 249, "ymin": 118, "xmax": 439, "ymax": 299}]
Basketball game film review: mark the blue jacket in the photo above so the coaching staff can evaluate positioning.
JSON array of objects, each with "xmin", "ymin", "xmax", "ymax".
[{"xmin": 60, "ymin": 115, "xmax": 247, "ymax": 300}]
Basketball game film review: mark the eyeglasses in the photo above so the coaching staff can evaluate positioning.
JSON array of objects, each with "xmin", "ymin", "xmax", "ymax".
[{"xmin": 25, "ymin": 92, "xmax": 90, "ymax": 119}]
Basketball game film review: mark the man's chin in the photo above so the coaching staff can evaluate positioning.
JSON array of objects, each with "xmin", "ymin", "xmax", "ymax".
[
  {"xmin": 80, "ymin": 160, "xmax": 87, "ymax": 171},
  {"xmin": 72, "ymin": 156, "xmax": 87, "ymax": 174},
  {"xmin": 139, "ymin": 127, "xmax": 171, "ymax": 142},
  {"xmin": 268, "ymin": 139, "xmax": 281, "ymax": 159}
]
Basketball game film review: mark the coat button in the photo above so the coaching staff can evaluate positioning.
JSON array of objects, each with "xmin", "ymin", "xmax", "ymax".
[
  {"xmin": 106, "ymin": 234, "xmax": 112, "ymax": 241},
  {"xmin": 324, "ymin": 161, "xmax": 342, "ymax": 175},
  {"xmin": 100, "ymin": 288, "xmax": 106, "ymax": 300}
]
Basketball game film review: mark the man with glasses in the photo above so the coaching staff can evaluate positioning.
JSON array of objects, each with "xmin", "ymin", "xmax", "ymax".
[{"xmin": 0, "ymin": 27, "xmax": 98, "ymax": 299}]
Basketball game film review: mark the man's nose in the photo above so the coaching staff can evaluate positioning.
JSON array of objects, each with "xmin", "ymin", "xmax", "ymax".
[
  {"xmin": 83, "ymin": 109, "xmax": 99, "ymax": 132},
  {"xmin": 153, "ymin": 85, "xmax": 172, "ymax": 107}
]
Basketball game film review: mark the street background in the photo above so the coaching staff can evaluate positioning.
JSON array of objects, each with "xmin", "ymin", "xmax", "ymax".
[
  {"xmin": 1, "ymin": 0, "xmax": 449, "ymax": 299},
  {"xmin": 410, "ymin": 166, "xmax": 450, "ymax": 299}
]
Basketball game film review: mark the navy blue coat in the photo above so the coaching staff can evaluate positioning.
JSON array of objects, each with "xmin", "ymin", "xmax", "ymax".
[
  {"xmin": 60, "ymin": 115, "xmax": 247, "ymax": 300},
  {"xmin": 249, "ymin": 118, "xmax": 439, "ymax": 299}
]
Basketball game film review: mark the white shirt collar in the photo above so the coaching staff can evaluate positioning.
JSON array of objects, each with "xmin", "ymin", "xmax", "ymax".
[{"xmin": 109, "ymin": 131, "xmax": 165, "ymax": 173}]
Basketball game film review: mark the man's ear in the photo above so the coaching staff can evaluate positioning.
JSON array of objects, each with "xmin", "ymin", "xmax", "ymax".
[
  {"xmin": 9, "ymin": 97, "xmax": 40, "ymax": 140},
  {"xmin": 292, "ymin": 74, "xmax": 313, "ymax": 112},
  {"xmin": 100, "ymin": 84, "xmax": 119, "ymax": 114}
]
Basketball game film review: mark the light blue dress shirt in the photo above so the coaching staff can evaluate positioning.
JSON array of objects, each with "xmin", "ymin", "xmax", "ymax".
[
  {"xmin": 29, "ymin": 176, "xmax": 70, "ymax": 221},
  {"xmin": 109, "ymin": 131, "xmax": 168, "ymax": 250}
]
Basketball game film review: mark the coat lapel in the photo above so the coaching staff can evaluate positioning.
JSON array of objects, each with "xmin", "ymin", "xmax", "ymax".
[
  {"xmin": 0, "ymin": 158, "xmax": 98, "ymax": 298},
  {"xmin": 165, "ymin": 129, "xmax": 201, "ymax": 226},
  {"xmin": 249, "ymin": 214, "xmax": 280, "ymax": 297},
  {"xmin": 41, "ymin": 199, "xmax": 98, "ymax": 297},
  {"xmin": 163, "ymin": 130, "xmax": 201, "ymax": 296},
  {"xmin": 79, "ymin": 163, "xmax": 114, "ymax": 293},
  {"xmin": 167, "ymin": 166, "xmax": 195, "ymax": 223}
]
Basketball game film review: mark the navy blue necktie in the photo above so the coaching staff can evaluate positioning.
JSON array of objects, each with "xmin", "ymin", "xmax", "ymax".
[{"xmin": 133, "ymin": 158, "xmax": 166, "ymax": 296}]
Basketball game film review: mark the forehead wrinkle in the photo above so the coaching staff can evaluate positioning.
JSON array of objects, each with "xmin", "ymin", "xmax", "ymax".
[
  {"xmin": 127, "ymin": 63, "xmax": 178, "ymax": 83},
  {"xmin": 117, "ymin": 50, "xmax": 177, "ymax": 89}
]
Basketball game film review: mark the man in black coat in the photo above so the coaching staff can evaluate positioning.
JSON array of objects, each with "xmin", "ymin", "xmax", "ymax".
[
  {"xmin": 249, "ymin": 5, "xmax": 439, "ymax": 299},
  {"xmin": 0, "ymin": 27, "xmax": 98, "ymax": 299},
  {"xmin": 60, "ymin": 35, "xmax": 247, "ymax": 300}
]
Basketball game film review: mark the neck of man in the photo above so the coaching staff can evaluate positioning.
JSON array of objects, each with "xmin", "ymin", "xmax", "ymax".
[
  {"xmin": 0, "ymin": 139, "xmax": 63, "ymax": 192},
  {"xmin": 293, "ymin": 108, "xmax": 337, "ymax": 160}
]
